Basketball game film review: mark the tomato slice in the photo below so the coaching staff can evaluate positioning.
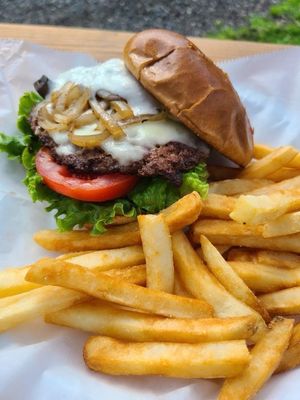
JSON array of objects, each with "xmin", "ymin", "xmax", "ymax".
[{"xmin": 35, "ymin": 149, "xmax": 138, "ymax": 202}]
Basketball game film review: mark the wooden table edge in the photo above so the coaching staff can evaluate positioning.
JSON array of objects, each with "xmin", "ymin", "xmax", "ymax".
[{"xmin": 0, "ymin": 23, "xmax": 292, "ymax": 62}]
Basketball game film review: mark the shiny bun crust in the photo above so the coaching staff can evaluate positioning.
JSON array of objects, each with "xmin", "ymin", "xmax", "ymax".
[{"xmin": 124, "ymin": 29, "xmax": 253, "ymax": 166}]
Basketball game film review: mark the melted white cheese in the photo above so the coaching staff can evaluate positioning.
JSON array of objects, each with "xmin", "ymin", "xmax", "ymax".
[
  {"xmin": 102, "ymin": 120, "xmax": 199, "ymax": 165},
  {"xmin": 51, "ymin": 59, "xmax": 202, "ymax": 164},
  {"xmin": 52, "ymin": 132, "xmax": 76, "ymax": 155},
  {"xmin": 53, "ymin": 59, "xmax": 159, "ymax": 116}
]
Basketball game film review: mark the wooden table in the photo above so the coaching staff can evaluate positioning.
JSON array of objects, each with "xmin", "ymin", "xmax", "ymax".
[{"xmin": 0, "ymin": 23, "xmax": 289, "ymax": 62}]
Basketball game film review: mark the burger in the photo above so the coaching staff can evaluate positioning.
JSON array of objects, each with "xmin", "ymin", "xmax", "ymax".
[{"xmin": 0, "ymin": 29, "xmax": 253, "ymax": 234}]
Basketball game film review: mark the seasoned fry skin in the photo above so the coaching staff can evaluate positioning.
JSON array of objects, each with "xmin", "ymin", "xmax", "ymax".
[
  {"xmin": 84, "ymin": 336, "xmax": 250, "ymax": 378},
  {"xmin": 46, "ymin": 300, "xmax": 257, "ymax": 342}
]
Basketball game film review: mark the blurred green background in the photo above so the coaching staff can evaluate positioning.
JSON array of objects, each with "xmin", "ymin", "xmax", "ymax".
[{"xmin": 211, "ymin": 0, "xmax": 300, "ymax": 44}]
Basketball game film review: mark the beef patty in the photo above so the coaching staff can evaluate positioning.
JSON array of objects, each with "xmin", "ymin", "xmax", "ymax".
[{"xmin": 31, "ymin": 112, "xmax": 209, "ymax": 185}]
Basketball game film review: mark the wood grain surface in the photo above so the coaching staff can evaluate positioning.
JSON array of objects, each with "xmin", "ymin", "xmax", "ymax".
[{"xmin": 0, "ymin": 23, "xmax": 289, "ymax": 61}]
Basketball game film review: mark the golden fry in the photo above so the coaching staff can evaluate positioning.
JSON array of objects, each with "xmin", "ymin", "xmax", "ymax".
[
  {"xmin": 254, "ymin": 143, "xmax": 300, "ymax": 169},
  {"xmin": 277, "ymin": 323, "xmax": 300, "ymax": 373},
  {"xmin": 201, "ymin": 236, "xmax": 270, "ymax": 321},
  {"xmin": 219, "ymin": 317, "xmax": 294, "ymax": 400},
  {"xmin": 172, "ymin": 231, "xmax": 266, "ymax": 340},
  {"xmin": 259, "ymin": 287, "xmax": 300, "ymax": 315},
  {"xmin": 26, "ymin": 258, "xmax": 213, "ymax": 319},
  {"xmin": 209, "ymin": 178, "xmax": 272, "ymax": 196},
  {"xmin": 84, "ymin": 336, "xmax": 250, "ymax": 378},
  {"xmin": 263, "ymin": 211, "xmax": 300, "ymax": 237},
  {"xmin": 46, "ymin": 300, "xmax": 257, "ymax": 342},
  {"xmin": 0, "ymin": 286, "xmax": 89, "ymax": 332},
  {"xmin": 268, "ymin": 168, "xmax": 300, "ymax": 182},
  {"xmin": 0, "ymin": 264, "xmax": 146, "ymax": 333},
  {"xmin": 0, "ymin": 266, "xmax": 40, "ymax": 298},
  {"xmin": 228, "ymin": 248, "xmax": 300, "ymax": 269},
  {"xmin": 173, "ymin": 274, "xmax": 193, "ymax": 297},
  {"xmin": 138, "ymin": 214, "xmax": 174, "ymax": 293},
  {"xmin": 202, "ymin": 194, "xmax": 236, "ymax": 219},
  {"xmin": 191, "ymin": 219, "xmax": 300, "ymax": 253},
  {"xmin": 67, "ymin": 245, "xmax": 145, "ymax": 271},
  {"xmin": 248, "ymin": 176, "xmax": 300, "ymax": 195},
  {"xmin": 239, "ymin": 146, "xmax": 297, "ymax": 179},
  {"xmin": 229, "ymin": 261, "xmax": 300, "ymax": 293},
  {"xmin": 230, "ymin": 192, "xmax": 300, "ymax": 225}
]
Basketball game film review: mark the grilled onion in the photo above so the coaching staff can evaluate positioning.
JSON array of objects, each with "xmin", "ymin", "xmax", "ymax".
[
  {"xmin": 111, "ymin": 100, "xmax": 134, "ymax": 120},
  {"xmin": 53, "ymin": 88, "xmax": 90, "ymax": 124},
  {"xmin": 69, "ymin": 121, "xmax": 110, "ymax": 148},
  {"xmin": 119, "ymin": 111, "xmax": 167, "ymax": 126},
  {"xmin": 52, "ymin": 82, "xmax": 75, "ymax": 112},
  {"xmin": 36, "ymin": 81, "xmax": 165, "ymax": 147},
  {"xmin": 89, "ymin": 99, "xmax": 125, "ymax": 140},
  {"xmin": 74, "ymin": 109, "xmax": 97, "ymax": 127}
]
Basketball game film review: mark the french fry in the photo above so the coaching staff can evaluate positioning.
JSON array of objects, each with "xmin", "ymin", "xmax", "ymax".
[
  {"xmin": 160, "ymin": 190, "xmax": 203, "ymax": 231},
  {"xmin": 228, "ymin": 248, "xmax": 300, "ymax": 269},
  {"xmin": 57, "ymin": 251, "xmax": 93, "ymax": 260},
  {"xmin": 209, "ymin": 179, "xmax": 272, "ymax": 196},
  {"xmin": 263, "ymin": 211, "xmax": 300, "ymax": 237},
  {"xmin": 253, "ymin": 143, "xmax": 274, "ymax": 160},
  {"xmin": 254, "ymin": 143, "xmax": 300, "ymax": 169},
  {"xmin": 0, "ymin": 255, "xmax": 146, "ymax": 300},
  {"xmin": 256, "ymin": 250, "xmax": 300, "ymax": 269},
  {"xmin": 66, "ymin": 245, "xmax": 145, "ymax": 271},
  {"xmin": 202, "ymin": 194, "xmax": 236, "ymax": 219},
  {"xmin": 276, "ymin": 323, "xmax": 300, "ymax": 373},
  {"xmin": 173, "ymin": 274, "xmax": 193, "ymax": 298},
  {"xmin": 267, "ymin": 168, "xmax": 300, "ymax": 182},
  {"xmin": 172, "ymin": 231, "xmax": 266, "ymax": 339},
  {"xmin": 238, "ymin": 146, "xmax": 298, "ymax": 179},
  {"xmin": 230, "ymin": 192, "xmax": 300, "ymax": 225},
  {"xmin": 26, "ymin": 258, "xmax": 213, "ymax": 319},
  {"xmin": 219, "ymin": 317, "xmax": 294, "ymax": 400},
  {"xmin": 46, "ymin": 300, "xmax": 257, "ymax": 342},
  {"xmin": 0, "ymin": 264, "xmax": 146, "ymax": 332},
  {"xmin": 191, "ymin": 219, "xmax": 300, "ymax": 253},
  {"xmin": 34, "ymin": 191, "xmax": 202, "ymax": 251},
  {"xmin": 197, "ymin": 245, "xmax": 231, "ymax": 259},
  {"xmin": 84, "ymin": 336, "xmax": 250, "ymax": 378},
  {"xmin": 138, "ymin": 214, "xmax": 174, "ymax": 293},
  {"xmin": 229, "ymin": 261, "xmax": 300, "ymax": 293},
  {"xmin": 259, "ymin": 287, "xmax": 300, "ymax": 315},
  {"xmin": 34, "ymin": 223, "xmax": 140, "ymax": 252},
  {"xmin": 0, "ymin": 286, "xmax": 89, "ymax": 332},
  {"xmin": 201, "ymin": 236, "xmax": 270, "ymax": 321},
  {"xmin": 104, "ymin": 264, "xmax": 146, "ymax": 285},
  {"xmin": 227, "ymin": 248, "xmax": 256, "ymax": 262},
  {"xmin": 0, "ymin": 266, "xmax": 40, "ymax": 298},
  {"xmin": 248, "ymin": 176, "xmax": 300, "ymax": 195}
]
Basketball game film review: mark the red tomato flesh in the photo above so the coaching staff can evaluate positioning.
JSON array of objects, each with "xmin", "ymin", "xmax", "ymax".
[{"xmin": 35, "ymin": 149, "xmax": 138, "ymax": 202}]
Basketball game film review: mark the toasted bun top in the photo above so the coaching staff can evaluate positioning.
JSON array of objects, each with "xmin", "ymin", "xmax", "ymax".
[{"xmin": 124, "ymin": 29, "xmax": 253, "ymax": 166}]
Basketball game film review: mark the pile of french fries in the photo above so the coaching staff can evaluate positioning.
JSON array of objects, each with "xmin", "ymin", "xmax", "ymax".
[{"xmin": 1, "ymin": 144, "xmax": 300, "ymax": 399}]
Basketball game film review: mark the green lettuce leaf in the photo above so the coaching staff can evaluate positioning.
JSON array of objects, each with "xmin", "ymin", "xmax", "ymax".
[
  {"xmin": 17, "ymin": 92, "xmax": 43, "ymax": 137},
  {"xmin": 0, "ymin": 91, "xmax": 209, "ymax": 234},
  {"xmin": 129, "ymin": 162, "xmax": 208, "ymax": 214},
  {"xmin": 180, "ymin": 163, "xmax": 209, "ymax": 198},
  {"xmin": 0, "ymin": 132, "xmax": 25, "ymax": 160},
  {"xmin": 128, "ymin": 177, "xmax": 179, "ymax": 214}
]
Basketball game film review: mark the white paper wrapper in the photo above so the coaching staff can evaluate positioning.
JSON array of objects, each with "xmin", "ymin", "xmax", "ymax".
[{"xmin": 0, "ymin": 40, "xmax": 300, "ymax": 400}]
